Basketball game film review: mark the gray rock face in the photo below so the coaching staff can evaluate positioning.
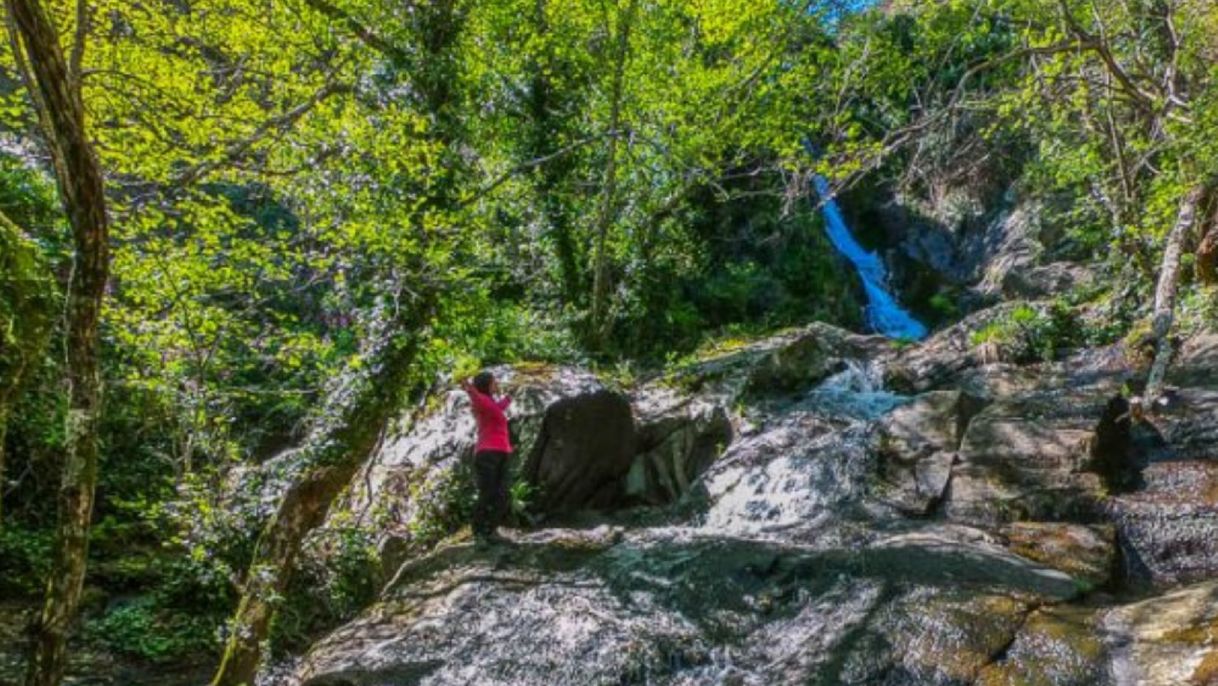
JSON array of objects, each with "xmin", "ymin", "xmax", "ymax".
[
  {"xmin": 674, "ymin": 322, "xmax": 890, "ymax": 401},
  {"xmin": 874, "ymin": 390, "xmax": 981, "ymax": 515},
  {"xmin": 627, "ymin": 386, "xmax": 732, "ymax": 506},
  {"xmin": 264, "ymin": 319, "xmax": 1218, "ymax": 686},
  {"xmin": 1101, "ymin": 580, "xmax": 1218, "ymax": 686},
  {"xmin": 945, "ymin": 385, "xmax": 1112, "ymax": 525},
  {"xmin": 336, "ymin": 366, "xmax": 612, "ymax": 543}
]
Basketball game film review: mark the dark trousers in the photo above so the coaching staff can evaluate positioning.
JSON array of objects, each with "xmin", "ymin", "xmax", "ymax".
[{"xmin": 472, "ymin": 450, "xmax": 510, "ymax": 536}]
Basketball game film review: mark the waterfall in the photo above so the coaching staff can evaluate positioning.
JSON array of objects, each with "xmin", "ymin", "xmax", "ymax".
[{"xmin": 812, "ymin": 175, "xmax": 928, "ymax": 341}]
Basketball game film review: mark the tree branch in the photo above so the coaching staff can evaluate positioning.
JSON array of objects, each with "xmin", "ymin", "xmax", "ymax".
[
  {"xmin": 460, "ymin": 132, "xmax": 613, "ymax": 208},
  {"xmin": 171, "ymin": 80, "xmax": 353, "ymax": 188},
  {"xmin": 69, "ymin": 0, "xmax": 87, "ymax": 84},
  {"xmin": 302, "ymin": 0, "xmax": 410, "ymax": 63}
]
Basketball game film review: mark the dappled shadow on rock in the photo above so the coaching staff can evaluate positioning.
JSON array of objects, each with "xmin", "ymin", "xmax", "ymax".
[{"xmin": 292, "ymin": 526, "xmax": 1088, "ymax": 686}]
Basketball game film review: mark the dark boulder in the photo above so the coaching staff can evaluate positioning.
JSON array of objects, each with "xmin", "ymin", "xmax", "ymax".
[{"xmin": 522, "ymin": 389, "xmax": 637, "ymax": 513}]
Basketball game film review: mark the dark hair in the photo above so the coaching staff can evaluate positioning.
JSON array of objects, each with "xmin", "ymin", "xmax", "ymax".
[{"xmin": 472, "ymin": 371, "xmax": 494, "ymax": 394}]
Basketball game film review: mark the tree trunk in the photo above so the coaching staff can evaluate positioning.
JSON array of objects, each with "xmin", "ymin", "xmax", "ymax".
[
  {"xmin": 528, "ymin": 0, "xmax": 582, "ymax": 307},
  {"xmin": 589, "ymin": 0, "xmax": 636, "ymax": 348},
  {"xmin": 1145, "ymin": 185, "xmax": 1205, "ymax": 403},
  {"xmin": 210, "ymin": 299, "xmax": 433, "ymax": 686},
  {"xmin": 6, "ymin": 2, "xmax": 110, "ymax": 685}
]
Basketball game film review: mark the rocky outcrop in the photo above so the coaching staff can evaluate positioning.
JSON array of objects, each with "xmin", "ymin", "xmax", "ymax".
[
  {"xmin": 874, "ymin": 389, "xmax": 982, "ymax": 515},
  {"xmin": 336, "ymin": 366, "xmax": 609, "ymax": 541},
  {"xmin": 945, "ymin": 386, "xmax": 1110, "ymax": 525},
  {"xmin": 1101, "ymin": 580, "xmax": 1218, "ymax": 686},
  {"xmin": 265, "ymin": 318, "xmax": 1218, "ymax": 686},
  {"xmin": 1108, "ymin": 461, "xmax": 1218, "ymax": 586},
  {"xmin": 672, "ymin": 322, "xmax": 890, "ymax": 400}
]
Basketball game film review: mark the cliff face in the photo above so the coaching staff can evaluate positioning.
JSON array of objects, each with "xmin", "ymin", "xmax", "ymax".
[{"xmin": 276, "ymin": 314, "xmax": 1218, "ymax": 686}]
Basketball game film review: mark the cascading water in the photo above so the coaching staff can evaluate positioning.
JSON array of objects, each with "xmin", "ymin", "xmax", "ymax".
[{"xmin": 811, "ymin": 174, "xmax": 928, "ymax": 341}]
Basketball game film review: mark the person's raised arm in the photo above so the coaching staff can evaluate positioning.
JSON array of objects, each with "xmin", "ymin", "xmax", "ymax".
[{"xmin": 496, "ymin": 394, "xmax": 512, "ymax": 411}]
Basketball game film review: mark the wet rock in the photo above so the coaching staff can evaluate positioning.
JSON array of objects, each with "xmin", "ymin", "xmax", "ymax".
[
  {"xmin": 999, "ymin": 522, "xmax": 1116, "ymax": 589},
  {"xmin": 522, "ymin": 389, "xmax": 636, "ymax": 512},
  {"xmin": 1106, "ymin": 461, "xmax": 1218, "ymax": 586},
  {"xmin": 1102, "ymin": 579, "xmax": 1218, "ymax": 686},
  {"xmin": 976, "ymin": 605, "xmax": 1108, "ymax": 686},
  {"xmin": 626, "ymin": 385, "xmax": 733, "ymax": 505},
  {"xmin": 1142, "ymin": 389, "xmax": 1218, "ymax": 461},
  {"xmin": 256, "ymin": 323, "xmax": 1218, "ymax": 685},
  {"xmin": 673, "ymin": 322, "xmax": 890, "ymax": 400},
  {"xmin": 696, "ymin": 412, "xmax": 874, "ymax": 537}
]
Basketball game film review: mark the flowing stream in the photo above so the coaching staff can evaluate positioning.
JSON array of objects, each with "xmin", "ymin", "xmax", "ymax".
[{"xmin": 812, "ymin": 174, "xmax": 928, "ymax": 340}]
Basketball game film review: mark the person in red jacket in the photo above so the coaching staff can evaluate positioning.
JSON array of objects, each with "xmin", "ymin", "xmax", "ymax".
[{"xmin": 462, "ymin": 370, "xmax": 513, "ymax": 544}]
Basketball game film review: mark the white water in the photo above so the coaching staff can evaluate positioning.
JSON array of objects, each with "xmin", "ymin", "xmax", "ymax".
[
  {"xmin": 699, "ymin": 360, "xmax": 907, "ymax": 537},
  {"xmin": 812, "ymin": 175, "xmax": 928, "ymax": 341}
]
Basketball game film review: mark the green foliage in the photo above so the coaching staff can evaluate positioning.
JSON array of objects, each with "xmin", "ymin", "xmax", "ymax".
[
  {"xmin": 0, "ymin": 526, "xmax": 53, "ymax": 596},
  {"xmin": 271, "ymin": 524, "xmax": 380, "ymax": 655},
  {"xmin": 969, "ymin": 300, "xmax": 1118, "ymax": 363},
  {"xmin": 85, "ymin": 595, "xmax": 219, "ymax": 663},
  {"xmin": 5, "ymin": 0, "xmax": 1217, "ymax": 674}
]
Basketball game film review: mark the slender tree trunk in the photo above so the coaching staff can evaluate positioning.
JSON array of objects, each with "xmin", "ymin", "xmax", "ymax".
[
  {"xmin": 589, "ymin": 0, "xmax": 636, "ymax": 348},
  {"xmin": 210, "ymin": 300, "xmax": 434, "ymax": 686},
  {"xmin": 1145, "ymin": 184, "xmax": 1205, "ymax": 403},
  {"xmin": 6, "ymin": 1, "xmax": 110, "ymax": 685}
]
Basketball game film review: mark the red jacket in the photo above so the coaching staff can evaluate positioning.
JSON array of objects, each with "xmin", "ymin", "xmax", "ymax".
[{"xmin": 466, "ymin": 387, "xmax": 512, "ymax": 453}]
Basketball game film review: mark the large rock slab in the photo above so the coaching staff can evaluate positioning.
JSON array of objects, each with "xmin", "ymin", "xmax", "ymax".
[
  {"xmin": 1169, "ymin": 333, "xmax": 1218, "ymax": 389},
  {"xmin": 291, "ymin": 527, "xmax": 1084, "ymax": 686},
  {"xmin": 1142, "ymin": 389, "xmax": 1218, "ymax": 461},
  {"xmin": 672, "ymin": 322, "xmax": 890, "ymax": 401},
  {"xmin": 1101, "ymin": 580, "xmax": 1218, "ymax": 686},
  {"xmin": 977, "ymin": 604, "xmax": 1108, "ymax": 686},
  {"xmin": 338, "ymin": 366, "xmax": 619, "ymax": 543},
  {"xmin": 874, "ymin": 390, "xmax": 984, "ymax": 515}
]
